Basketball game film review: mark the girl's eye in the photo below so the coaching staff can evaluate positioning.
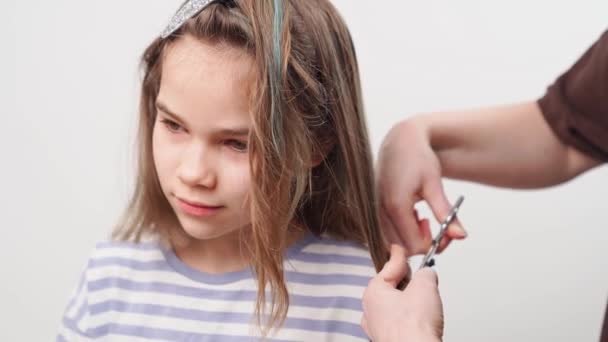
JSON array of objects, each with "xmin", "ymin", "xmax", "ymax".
[
  {"xmin": 225, "ymin": 139, "xmax": 248, "ymax": 152},
  {"xmin": 160, "ymin": 119, "xmax": 184, "ymax": 133}
]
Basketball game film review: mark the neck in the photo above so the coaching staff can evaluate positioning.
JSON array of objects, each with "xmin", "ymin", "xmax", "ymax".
[
  {"xmin": 173, "ymin": 230, "xmax": 249, "ymax": 274},
  {"xmin": 173, "ymin": 228, "xmax": 307, "ymax": 274}
]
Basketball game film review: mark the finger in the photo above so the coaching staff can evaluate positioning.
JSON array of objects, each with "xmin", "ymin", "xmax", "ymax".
[
  {"xmin": 412, "ymin": 267, "xmax": 439, "ymax": 287},
  {"xmin": 378, "ymin": 244, "xmax": 409, "ymax": 287},
  {"xmin": 436, "ymin": 235, "xmax": 452, "ymax": 254},
  {"xmin": 382, "ymin": 199, "xmax": 431, "ymax": 255},
  {"xmin": 360, "ymin": 316, "xmax": 369, "ymax": 337},
  {"xmin": 447, "ymin": 220, "xmax": 467, "ymax": 239},
  {"xmin": 361, "ymin": 275, "xmax": 393, "ymax": 315},
  {"xmin": 379, "ymin": 209, "xmax": 405, "ymax": 248},
  {"xmin": 422, "ymin": 179, "xmax": 467, "ymax": 240},
  {"xmin": 418, "ymin": 217, "xmax": 433, "ymax": 244}
]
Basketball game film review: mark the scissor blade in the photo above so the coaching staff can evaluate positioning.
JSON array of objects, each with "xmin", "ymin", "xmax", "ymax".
[{"xmin": 418, "ymin": 195, "xmax": 464, "ymax": 270}]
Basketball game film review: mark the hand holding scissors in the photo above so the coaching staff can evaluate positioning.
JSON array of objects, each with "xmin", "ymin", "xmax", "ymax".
[{"xmin": 419, "ymin": 195, "xmax": 465, "ymax": 270}]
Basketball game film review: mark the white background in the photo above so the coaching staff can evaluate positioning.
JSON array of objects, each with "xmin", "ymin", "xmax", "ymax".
[{"xmin": 3, "ymin": 1, "xmax": 608, "ymax": 341}]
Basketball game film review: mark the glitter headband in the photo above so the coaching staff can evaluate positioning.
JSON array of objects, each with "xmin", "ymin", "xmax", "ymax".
[
  {"xmin": 160, "ymin": 0, "xmax": 285, "ymax": 152},
  {"xmin": 161, "ymin": 0, "xmax": 216, "ymax": 39}
]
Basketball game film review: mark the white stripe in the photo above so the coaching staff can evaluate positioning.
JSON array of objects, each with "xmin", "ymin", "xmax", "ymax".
[
  {"xmin": 93, "ymin": 240, "xmax": 372, "ymax": 262},
  {"xmin": 284, "ymin": 259, "xmax": 375, "ymax": 277},
  {"xmin": 301, "ymin": 243, "xmax": 370, "ymax": 258},
  {"xmin": 90, "ymin": 253, "xmax": 375, "ymax": 278},
  {"xmin": 87, "ymin": 287, "xmax": 363, "ymax": 324},
  {"xmin": 87, "ymin": 311, "xmax": 367, "ymax": 342},
  {"xmin": 66, "ymin": 275, "xmax": 88, "ymax": 319},
  {"xmin": 285, "ymin": 281, "xmax": 365, "ymax": 299},
  {"xmin": 97, "ymin": 334, "xmax": 153, "ymax": 342},
  {"xmin": 92, "ymin": 246, "xmax": 165, "ymax": 262},
  {"xmin": 58, "ymin": 322, "xmax": 92, "ymax": 342},
  {"xmin": 87, "ymin": 265, "xmax": 367, "ymax": 298}
]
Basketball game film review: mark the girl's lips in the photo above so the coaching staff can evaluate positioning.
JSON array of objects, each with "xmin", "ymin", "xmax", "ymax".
[{"xmin": 176, "ymin": 198, "xmax": 223, "ymax": 217}]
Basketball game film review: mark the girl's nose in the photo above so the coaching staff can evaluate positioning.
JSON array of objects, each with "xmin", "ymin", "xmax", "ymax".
[{"xmin": 177, "ymin": 144, "xmax": 217, "ymax": 189}]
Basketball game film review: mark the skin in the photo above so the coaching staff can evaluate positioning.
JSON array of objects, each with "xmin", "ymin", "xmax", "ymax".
[
  {"xmin": 365, "ymin": 100, "xmax": 602, "ymax": 341},
  {"xmin": 376, "ymin": 101, "xmax": 600, "ymax": 256},
  {"xmin": 153, "ymin": 35, "xmax": 256, "ymax": 274}
]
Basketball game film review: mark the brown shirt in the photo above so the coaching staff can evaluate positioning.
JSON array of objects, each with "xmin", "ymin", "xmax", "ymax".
[
  {"xmin": 538, "ymin": 29, "xmax": 608, "ymax": 162},
  {"xmin": 538, "ymin": 30, "xmax": 608, "ymax": 342}
]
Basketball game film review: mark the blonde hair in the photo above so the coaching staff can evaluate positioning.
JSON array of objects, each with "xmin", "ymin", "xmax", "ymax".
[{"xmin": 114, "ymin": 0, "xmax": 392, "ymax": 333}]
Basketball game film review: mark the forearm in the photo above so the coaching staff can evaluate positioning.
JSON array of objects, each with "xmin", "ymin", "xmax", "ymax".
[
  {"xmin": 379, "ymin": 324, "xmax": 442, "ymax": 342},
  {"xmin": 412, "ymin": 101, "xmax": 601, "ymax": 188}
]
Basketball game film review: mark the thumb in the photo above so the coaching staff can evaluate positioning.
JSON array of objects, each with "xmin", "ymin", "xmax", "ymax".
[
  {"xmin": 411, "ymin": 267, "xmax": 439, "ymax": 286},
  {"xmin": 378, "ymin": 244, "xmax": 409, "ymax": 287},
  {"xmin": 422, "ymin": 179, "xmax": 467, "ymax": 246}
]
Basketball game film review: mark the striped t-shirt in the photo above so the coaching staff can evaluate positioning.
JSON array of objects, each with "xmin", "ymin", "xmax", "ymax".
[{"xmin": 57, "ymin": 234, "xmax": 377, "ymax": 341}]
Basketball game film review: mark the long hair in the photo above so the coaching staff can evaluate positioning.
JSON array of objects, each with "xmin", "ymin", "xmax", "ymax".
[{"xmin": 113, "ymin": 0, "xmax": 391, "ymax": 333}]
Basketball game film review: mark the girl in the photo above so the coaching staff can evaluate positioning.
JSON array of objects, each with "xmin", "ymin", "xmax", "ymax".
[{"xmin": 58, "ymin": 0, "xmax": 397, "ymax": 340}]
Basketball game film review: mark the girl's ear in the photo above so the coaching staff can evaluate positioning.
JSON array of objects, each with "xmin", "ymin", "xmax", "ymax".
[
  {"xmin": 310, "ymin": 142, "xmax": 335, "ymax": 167},
  {"xmin": 310, "ymin": 156, "xmax": 323, "ymax": 167}
]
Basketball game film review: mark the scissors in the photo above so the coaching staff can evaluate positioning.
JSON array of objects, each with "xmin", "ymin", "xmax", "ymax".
[{"xmin": 418, "ymin": 195, "xmax": 464, "ymax": 270}]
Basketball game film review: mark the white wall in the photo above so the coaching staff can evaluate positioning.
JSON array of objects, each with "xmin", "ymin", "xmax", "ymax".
[{"xmin": 4, "ymin": 1, "xmax": 608, "ymax": 341}]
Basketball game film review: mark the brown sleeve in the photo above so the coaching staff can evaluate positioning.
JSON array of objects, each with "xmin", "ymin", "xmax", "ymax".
[
  {"xmin": 538, "ymin": 30, "xmax": 608, "ymax": 162},
  {"xmin": 601, "ymin": 299, "xmax": 608, "ymax": 342}
]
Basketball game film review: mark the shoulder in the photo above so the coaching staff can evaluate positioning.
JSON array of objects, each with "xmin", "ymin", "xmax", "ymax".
[
  {"xmin": 296, "ymin": 235, "xmax": 374, "ymax": 264},
  {"xmin": 81, "ymin": 238, "xmax": 170, "ymax": 282},
  {"xmin": 538, "ymin": 29, "xmax": 608, "ymax": 161},
  {"xmin": 59, "ymin": 238, "xmax": 169, "ymax": 338},
  {"xmin": 282, "ymin": 234, "xmax": 377, "ymax": 340},
  {"xmin": 286, "ymin": 235, "xmax": 377, "ymax": 285},
  {"xmin": 90, "ymin": 238, "xmax": 165, "ymax": 260}
]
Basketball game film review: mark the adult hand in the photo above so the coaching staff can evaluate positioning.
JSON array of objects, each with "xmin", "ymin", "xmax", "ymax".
[
  {"xmin": 376, "ymin": 118, "xmax": 466, "ymax": 256},
  {"xmin": 362, "ymin": 244, "xmax": 443, "ymax": 342}
]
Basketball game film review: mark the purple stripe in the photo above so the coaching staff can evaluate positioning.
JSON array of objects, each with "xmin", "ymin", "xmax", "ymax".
[
  {"xmin": 86, "ymin": 323, "xmax": 294, "ymax": 341},
  {"xmin": 89, "ymin": 256, "xmax": 371, "ymax": 286},
  {"xmin": 286, "ymin": 316, "xmax": 366, "ymax": 338},
  {"xmin": 56, "ymin": 334, "xmax": 68, "ymax": 342},
  {"xmin": 89, "ymin": 277, "xmax": 254, "ymax": 301},
  {"xmin": 89, "ymin": 257, "xmax": 172, "ymax": 271},
  {"xmin": 90, "ymin": 252, "xmax": 251, "ymax": 286},
  {"xmin": 285, "ymin": 271, "xmax": 370, "ymax": 286},
  {"xmin": 89, "ymin": 300, "xmax": 248, "ymax": 321},
  {"xmin": 289, "ymin": 252, "xmax": 373, "ymax": 267},
  {"xmin": 162, "ymin": 248, "xmax": 254, "ymax": 284},
  {"xmin": 88, "ymin": 277, "xmax": 362, "ymax": 310},
  {"xmin": 291, "ymin": 293, "xmax": 362, "ymax": 311},
  {"xmin": 89, "ymin": 300, "xmax": 366, "ymax": 338},
  {"xmin": 96, "ymin": 241, "xmax": 161, "ymax": 250},
  {"xmin": 63, "ymin": 275, "xmax": 89, "ymax": 324},
  {"xmin": 65, "ymin": 270, "xmax": 86, "ymax": 314},
  {"xmin": 310, "ymin": 239, "xmax": 366, "ymax": 249},
  {"xmin": 72, "ymin": 296, "xmax": 89, "ymax": 324},
  {"xmin": 61, "ymin": 317, "xmax": 90, "ymax": 338}
]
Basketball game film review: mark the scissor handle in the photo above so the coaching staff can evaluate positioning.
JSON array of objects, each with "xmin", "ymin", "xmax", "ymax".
[{"xmin": 418, "ymin": 195, "xmax": 464, "ymax": 270}]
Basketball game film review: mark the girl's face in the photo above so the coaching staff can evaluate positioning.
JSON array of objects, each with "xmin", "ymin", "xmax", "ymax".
[{"xmin": 153, "ymin": 35, "xmax": 254, "ymax": 243}]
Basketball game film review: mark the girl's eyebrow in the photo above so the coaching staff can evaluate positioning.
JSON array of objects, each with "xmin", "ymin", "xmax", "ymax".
[
  {"xmin": 217, "ymin": 127, "xmax": 250, "ymax": 137},
  {"xmin": 155, "ymin": 100, "xmax": 186, "ymax": 125},
  {"xmin": 156, "ymin": 100, "xmax": 250, "ymax": 136}
]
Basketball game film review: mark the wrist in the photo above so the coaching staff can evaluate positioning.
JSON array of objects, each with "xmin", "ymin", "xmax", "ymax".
[
  {"xmin": 408, "ymin": 332, "xmax": 442, "ymax": 342},
  {"xmin": 411, "ymin": 113, "xmax": 448, "ymax": 152},
  {"xmin": 381, "ymin": 329, "xmax": 442, "ymax": 342},
  {"xmin": 379, "ymin": 321, "xmax": 442, "ymax": 342},
  {"xmin": 393, "ymin": 115, "xmax": 433, "ymax": 151},
  {"xmin": 409, "ymin": 112, "xmax": 463, "ymax": 180},
  {"xmin": 403, "ymin": 114, "xmax": 452, "ymax": 154},
  {"xmin": 402, "ymin": 325, "xmax": 442, "ymax": 342},
  {"xmin": 402, "ymin": 114, "xmax": 431, "ymax": 137}
]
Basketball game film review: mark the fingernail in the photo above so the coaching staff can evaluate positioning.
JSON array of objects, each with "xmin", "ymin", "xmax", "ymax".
[{"xmin": 455, "ymin": 225, "xmax": 468, "ymax": 237}]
